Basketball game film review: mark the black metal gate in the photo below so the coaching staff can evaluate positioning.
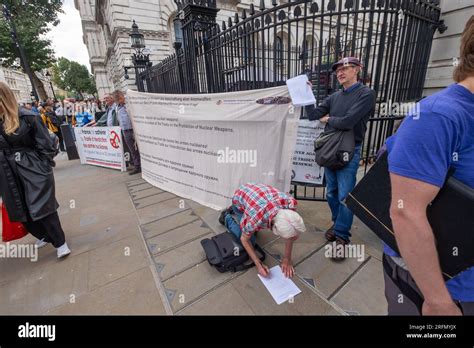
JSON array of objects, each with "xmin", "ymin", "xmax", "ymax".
[{"xmin": 136, "ymin": 0, "xmax": 445, "ymax": 200}]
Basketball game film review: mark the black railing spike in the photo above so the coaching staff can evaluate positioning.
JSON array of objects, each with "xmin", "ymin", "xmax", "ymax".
[
  {"xmin": 310, "ymin": 2, "xmax": 319, "ymax": 13},
  {"xmin": 328, "ymin": 0, "xmax": 336, "ymax": 11},
  {"xmin": 260, "ymin": 0, "xmax": 266, "ymax": 11},
  {"xmin": 235, "ymin": 12, "xmax": 239, "ymax": 23},
  {"xmin": 250, "ymin": 3, "xmax": 255, "ymax": 15},
  {"xmin": 228, "ymin": 17, "xmax": 233, "ymax": 28},
  {"xmin": 272, "ymin": 0, "xmax": 277, "ymax": 6},
  {"xmin": 222, "ymin": 20, "xmax": 226, "ymax": 30},
  {"xmin": 242, "ymin": 9, "xmax": 247, "ymax": 19}
]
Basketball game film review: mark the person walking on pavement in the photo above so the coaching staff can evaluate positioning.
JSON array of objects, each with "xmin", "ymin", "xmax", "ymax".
[
  {"xmin": 305, "ymin": 57, "xmax": 376, "ymax": 259},
  {"xmin": 112, "ymin": 90, "xmax": 141, "ymax": 175},
  {"xmin": 0, "ymin": 82, "xmax": 71, "ymax": 259}
]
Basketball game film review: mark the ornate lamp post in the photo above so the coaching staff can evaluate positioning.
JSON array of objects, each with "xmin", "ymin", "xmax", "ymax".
[
  {"xmin": 124, "ymin": 20, "xmax": 152, "ymax": 91},
  {"xmin": 45, "ymin": 71, "xmax": 57, "ymax": 100}
]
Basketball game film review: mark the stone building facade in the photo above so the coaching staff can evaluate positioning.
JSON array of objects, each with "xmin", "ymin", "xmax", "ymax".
[
  {"xmin": 0, "ymin": 65, "xmax": 58, "ymax": 104},
  {"xmin": 75, "ymin": 0, "xmax": 298, "ymax": 97},
  {"xmin": 423, "ymin": 0, "xmax": 474, "ymax": 95},
  {"xmin": 76, "ymin": 0, "xmax": 472, "ymax": 97}
]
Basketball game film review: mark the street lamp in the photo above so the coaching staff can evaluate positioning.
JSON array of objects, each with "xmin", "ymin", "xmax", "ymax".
[
  {"xmin": 124, "ymin": 20, "xmax": 152, "ymax": 90},
  {"xmin": 130, "ymin": 20, "xmax": 145, "ymax": 53},
  {"xmin": 45, "ymin": 71, "xmax": 57, "ymax": 100},
  {"xmin": 2, "ymin": 1, "xmax": 39, "ymax": 101}
]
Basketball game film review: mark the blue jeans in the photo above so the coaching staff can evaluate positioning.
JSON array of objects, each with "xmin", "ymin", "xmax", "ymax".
[
  {"xmin": 224, "ymin": 205, "xmax": 256, "ymax": 245},
  {"xmin": 324, "ymin": 145, "xmax": 362, "ymax": 241}
]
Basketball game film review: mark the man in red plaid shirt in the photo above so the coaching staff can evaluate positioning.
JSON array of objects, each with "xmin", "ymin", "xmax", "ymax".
[{"xmin": 219, "ymin": 183, "xmax": 306, "ymax": 278}]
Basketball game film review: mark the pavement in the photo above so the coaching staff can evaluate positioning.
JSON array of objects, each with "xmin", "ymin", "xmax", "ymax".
[{"xmin": 0, "ymin": 154, "xmax": 388, "ymax": 315}]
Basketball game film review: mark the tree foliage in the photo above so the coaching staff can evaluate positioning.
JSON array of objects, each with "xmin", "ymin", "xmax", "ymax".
[
  {"xmin": 0, "ymin": 0, "xmax": 63, "ymax": 71},
  {"xmin": 52, "ymin": 57, "xmax": 97, "ymax": 99}
]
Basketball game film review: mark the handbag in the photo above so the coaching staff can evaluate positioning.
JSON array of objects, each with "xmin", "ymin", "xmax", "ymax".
[
  {"xmin": 314, "ymin": 128, "xmax": 355, "ymax": 170},
  {"xmin": 2, "ymin": 202, "xmax": 28, "ymax": 242},
  {"xmin": 201, "ymin": 232, "xmax": 265, "ymax": 273}
]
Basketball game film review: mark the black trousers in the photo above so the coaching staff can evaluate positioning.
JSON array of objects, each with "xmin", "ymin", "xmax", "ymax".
[
  {"xmin": 55, "ymin": 130, "xmax": 65, "ymax": 152},
  {"xmin": 24, "ymin": 212, "xmax": 66, "ymax": 248}
]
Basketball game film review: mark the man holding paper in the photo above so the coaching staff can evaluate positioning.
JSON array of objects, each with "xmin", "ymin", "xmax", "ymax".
[{"xmin": 305, "ymin": 57, "xmax": 375, "ymax": 256}]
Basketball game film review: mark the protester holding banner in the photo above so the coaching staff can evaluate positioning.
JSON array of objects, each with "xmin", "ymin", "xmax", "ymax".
[
  {"xmin": 305, "ymin": 57, "xmax": 376, "ymax": 257},
  {"xmin": 219, "ymin": 183, "xmax": 306, "ymax": 278},
  {"xmin": 0, "ymin": 82, "xmax": 71, "ymax": 259},
  {"xmin": 383, "ymin": 16, "xmax": 474, "ymax": 316},
  {"xmin": 112, "ymin": 90, "xmax": 141, "ymax": 175}
]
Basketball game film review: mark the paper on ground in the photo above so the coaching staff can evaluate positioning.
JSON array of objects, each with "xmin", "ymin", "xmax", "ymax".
[
  {"xmin": 286, "ymin": 74, "xmax": 316, "ymax": 107},
  {"xmin": 257, "ymin": 266, "xmax": 302, "ymax": 305}
]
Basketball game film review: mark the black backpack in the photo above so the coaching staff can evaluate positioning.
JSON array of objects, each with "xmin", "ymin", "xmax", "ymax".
[
  {"xmin": 314, "ymin": 129, "xmax": 355, "ymax": 170},
  {"xmin": 201, "ymin": 232, "xmax": 265, "ymax": 273}
]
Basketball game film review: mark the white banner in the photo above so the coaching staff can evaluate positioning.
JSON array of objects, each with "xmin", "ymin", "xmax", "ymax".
[
  {"xmin": 291, "ymin": 119, "xmax": 325, "ymax": 185},
  {"xmin": 127, "ymin": 86, "xmax": 300, "ymax": 210},
  {"xmin": 74, "ymin": 127, "xmax": 126, "ymax": 171}
]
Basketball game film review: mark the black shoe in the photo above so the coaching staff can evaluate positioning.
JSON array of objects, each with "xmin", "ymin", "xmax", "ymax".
[
  {"xmin": 129, "ymin": 167, "xmax": 142, "ymax": 175},
  {"xmin": 325, "ymin": 224, "xmax": 336, "ymax": 242},
  {"xmin": 218, "ymin": 206, "xmax": 233, "ymax": 226},
  {"xmin": 331, "ymin": 237, "xmax": 350, "ymax": 261}
]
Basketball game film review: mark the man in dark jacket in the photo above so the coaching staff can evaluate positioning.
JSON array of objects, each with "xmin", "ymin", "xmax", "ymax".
[{"xmin": 306, "ymin": 57, "xmax": 376, "ymax": 257}]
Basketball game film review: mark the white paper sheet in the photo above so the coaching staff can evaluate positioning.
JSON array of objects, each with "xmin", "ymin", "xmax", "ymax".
[
  {"xmin": 286, "ymin": 74, "xmax": 316, "ymax": 107},
  {"xmin": 257, "ymin": 266, "xmax": 302, "ymax": 305}
]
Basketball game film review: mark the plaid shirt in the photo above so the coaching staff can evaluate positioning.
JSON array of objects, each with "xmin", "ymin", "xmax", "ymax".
[{"xmin": 232, "ymin": 183, "xmax": 297, "ymax": 236}]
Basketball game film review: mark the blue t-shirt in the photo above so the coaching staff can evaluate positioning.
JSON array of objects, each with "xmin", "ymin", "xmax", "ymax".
[
  {"xmin": 75, "ymin": 112, "xmax": 93, "ymax": 127},
  {"xmin": 384, "ymin": 83, "xmax": 474, "ymax": 301}
]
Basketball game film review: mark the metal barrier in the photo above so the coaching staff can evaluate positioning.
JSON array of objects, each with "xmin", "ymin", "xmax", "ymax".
[{"xmin": 137, "ymin": 0, "xmax": 445, "ymax": 200}]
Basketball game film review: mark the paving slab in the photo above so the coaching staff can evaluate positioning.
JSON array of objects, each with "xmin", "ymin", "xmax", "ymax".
[
  {"xmin": 178, "ymin": 283, "xmax": 255, "ymax": 315},
  {"xmin": 229, "ymin": 257, "xmax": 340, "ymax": 315},
  {"xmin": 145, "ymin": 220, "xmax": 214, "ymax": 256},
  {"xmin": 133, "ymin": 191, "xmax": 177, "ymax": 209},
  {"xmin": 126, "ymin": 178, "xmax": 147, "ymax": 187},
  {"xmin": 331, "ymin": 258, "xmax": 387, "ymax": 315},
  {"xmin": 129, "ymin": 187, "xmax": 165, "ymax": 201},
  {"xmin": 351, "ymin": 217, "xmax": 384, "ymax": 262},
  {"xmin": 128, "ymin": 182, "xmax": 154, "ymax": 193},
  {"xmin": 47, "ymin": 267, "xmax": 167, "ymax": 315},
  {"xmin": 186, "ymin": 200, "xmax": 227, "ymax": 234},
  {"xmin": 295, "ymin": 246, "xmax": 369, "ymax": 299},
  {"xmin": 87, "ymin": 235, "xmax": 149, "ymax": 291},
  {"xmin": 162, "ymin": 261, "xmax": 238, "ymax": 312},
  {"xmin": 153, "ymin": 233, "xmax": 213, "ymax": 281},
  {"xmin": 263, "ymin": 228, "xmax": 327, "ymax": 265},
  {"xmin": 0, "ymin": 252, "xmax": 89, "ymax": 314},
  {"xmin": 141, "ymin": 209, "xmax": 199, "ymax": 239},
  {"xmin": 67, "ymin": 215, "xmax": 140, "ymax": 257},
  {"xmin": 136, "ymin": 198, "xmax": 190, "ymax": 225},
  {"xmin": 255, "ymin": 229, "xmax": 280, "ymax": 247}
]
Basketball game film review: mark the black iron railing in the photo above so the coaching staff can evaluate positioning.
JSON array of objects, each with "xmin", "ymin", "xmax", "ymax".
[{"xmin": 136, "ymin": 0, "xmax": 445, "ymax": 200}]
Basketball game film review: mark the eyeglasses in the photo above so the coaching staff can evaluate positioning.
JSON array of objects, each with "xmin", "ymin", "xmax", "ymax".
[{"xmin": 335, "ymin": 65, "xmax": 357, "ymax": 75}]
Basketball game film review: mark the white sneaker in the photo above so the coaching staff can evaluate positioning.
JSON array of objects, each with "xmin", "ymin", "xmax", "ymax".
[
  {"xmin": 57, "ymin": 243, "xmax": 71, "ymax": 259},
  {"xmin": 35, "ymin": 238, "xmax": 48, "ymax": 249}
]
